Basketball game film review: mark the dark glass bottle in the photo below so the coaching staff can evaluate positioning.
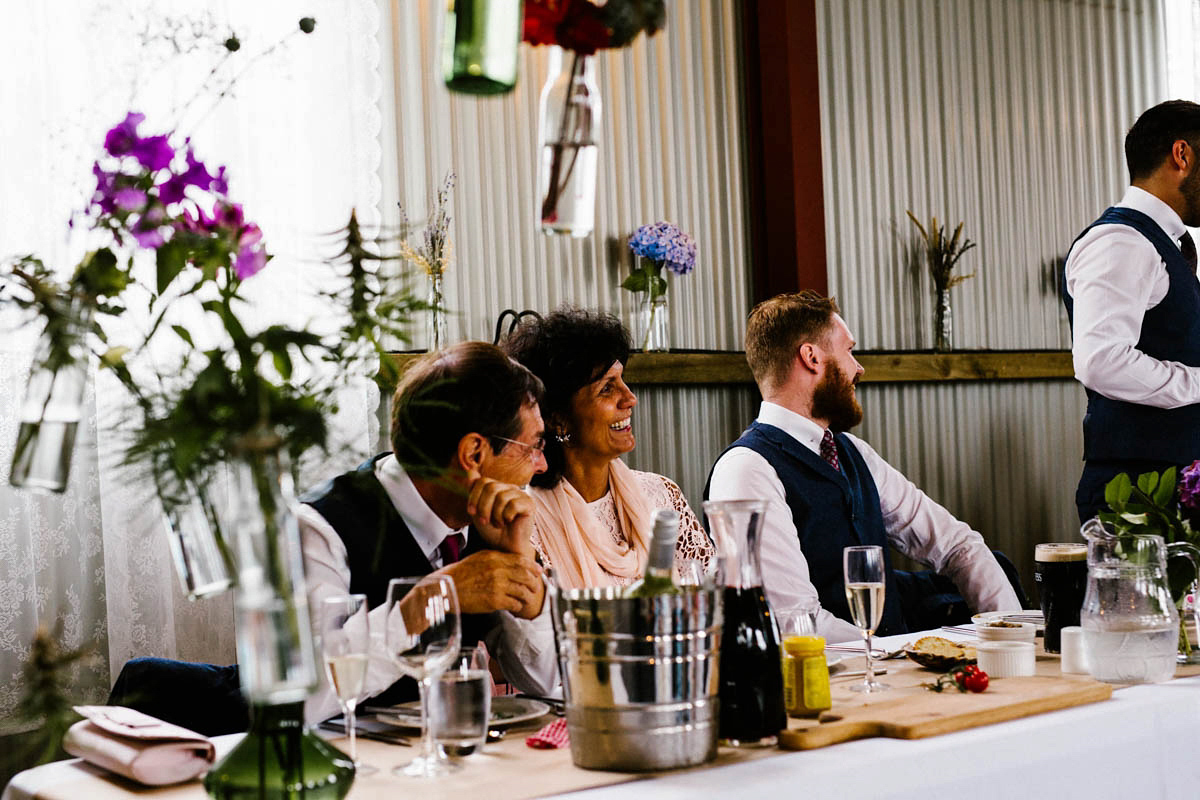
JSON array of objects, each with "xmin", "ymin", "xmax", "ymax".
[
  {"xmin": 442, "ymin": 0, "xmax": 522, "ymax": 96},
  {"xmin": 203, "ymin": 702, "xmax": 355, "ymax": 800},
  {"xmin": 704, "ymin": 499, "xmax": 787, "ymax": 746},
  {"xmin": 718, "ymin": 585, "xmax": 786, "ymax": 744}
]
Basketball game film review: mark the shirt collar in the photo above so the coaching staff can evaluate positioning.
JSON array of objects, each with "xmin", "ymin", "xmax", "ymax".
[
  {"xmin": 375, "ymin": 453, "xmax": 468, "ymax": 564},
  {"xmin": 757, "ymin": 401, "xmax": 828, "ymax": 457},
  {"xmin": 1121, "ymin": 185, "xmax": 1187, "ymax": 242}
]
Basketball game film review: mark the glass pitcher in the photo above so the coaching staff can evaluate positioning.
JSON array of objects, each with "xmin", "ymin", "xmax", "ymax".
[{"xmin": 1080, "ymin": 519, "xmax": 1200, "ymax": 684}]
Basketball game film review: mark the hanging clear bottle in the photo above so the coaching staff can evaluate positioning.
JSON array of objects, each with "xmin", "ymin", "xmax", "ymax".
[
  {"xmin": 625, "ymin": 509, "xmax": 681, "ymax": 598},
  {"xmin": 536, "ymin": 46, "xmax": 600, "ymax": 237}
]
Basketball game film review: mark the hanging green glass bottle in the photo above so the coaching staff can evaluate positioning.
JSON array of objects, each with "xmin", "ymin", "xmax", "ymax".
[
  {"xmin": 442, "ymin": 0, "xmax": 523, "ymax": 95},
  {"xmin": 203, "ymin": 701, "xmax": 354, "ymax": 800}
]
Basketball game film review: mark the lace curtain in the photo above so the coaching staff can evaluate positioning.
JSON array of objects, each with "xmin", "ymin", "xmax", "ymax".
[{"xmin": 0, "ymin": 0, "xmax": 383, "ymax": 733}]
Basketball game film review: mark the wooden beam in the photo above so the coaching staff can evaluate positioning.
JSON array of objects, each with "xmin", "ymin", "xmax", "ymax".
[
  {"xmin": 381, "ymin": 351, "xmax": 1075, "ymax": 389},
  {"xmin": 740, "ymin": 0, "xmax": 828, "ymax": 301}
]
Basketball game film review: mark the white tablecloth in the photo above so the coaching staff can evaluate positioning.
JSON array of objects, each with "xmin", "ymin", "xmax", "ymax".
[{"xmin": 7, "ymin": 631, "xmax": 1200, "ymax": 800}]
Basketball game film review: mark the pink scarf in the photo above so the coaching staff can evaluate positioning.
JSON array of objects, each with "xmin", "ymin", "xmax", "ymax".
[{"xmin": 531, "ymin": 459, "xmax": 657, "ymax": 589}]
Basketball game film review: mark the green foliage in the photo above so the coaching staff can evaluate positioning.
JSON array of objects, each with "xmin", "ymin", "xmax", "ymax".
[
  {"xmin": 13, "ymin": 626, "xmax": 92, "ymax": 768},
  {"xmin": 1100, "ymin": 468, "xmax": 1200, "ymax": 604},
  {"xmin": 621, "ymin": 258, "xmax": 668, "ymax": 299}
]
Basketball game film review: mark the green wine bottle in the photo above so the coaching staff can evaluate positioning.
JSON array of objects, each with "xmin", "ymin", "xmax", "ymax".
[
  {"xmin": 442, "ymin": 0, "xmax": 523, "ymax": 96},
  {"xmin": 203, "ymin": 701, "xmax": 354, "ymax": 799},
  {"xmin": 625, "ymin": 509, "xmax": 682, "ymax": 598}
]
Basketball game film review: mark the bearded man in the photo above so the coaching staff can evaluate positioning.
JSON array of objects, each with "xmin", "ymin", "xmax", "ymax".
[
  {"xmin": 706, "ymin": 292, "xmax": 1020, "ymax": 642},
  {"xmin": 1064, "ymin": 100, "xmax": 1200, "ymax": 522}
]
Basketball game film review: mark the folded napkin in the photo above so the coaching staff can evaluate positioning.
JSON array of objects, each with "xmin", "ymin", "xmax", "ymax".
[
  {"xmin": 525, "ymin": 717, "xmax": 569, "ymax": 749},
  {"xmin": 63, "ymin": 706, "xmax": 215, "ymax": 786}
]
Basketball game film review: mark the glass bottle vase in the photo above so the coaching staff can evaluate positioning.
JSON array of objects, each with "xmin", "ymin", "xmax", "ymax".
[
  {"xmin": 204, "ymin": 701, "xmax": 354, "ymax": 800},
  {"xmin": 933, "ymin": 289, "xmax": 952, "ymax": 352},
  {"xmin": 10, "ymin": 308, "xmax": 92, "ymax": 493},
  {"xmin": 426, "ymin": 273, "xmax": 448, "ymax": 352},
  {"xmin": 637, "ymin": 293, "xmax": 670, "ymax": 352},
  {"xmin": 537, "ymin": 46, "xmax": 601, "ymax": 238},
  {"xmin": 162, "ymin": 477, "xmax": 235, "ymax": 600},
  {"xmin": 226, "ymin": 435, "xmax": 318, "ymax": 705},
  {"xmin": 441, "ymin": 0, "xmax": 522, "ymax": 95}
]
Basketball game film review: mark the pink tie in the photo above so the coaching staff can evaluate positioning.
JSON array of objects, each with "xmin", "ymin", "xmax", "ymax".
[
  {"xmin": 438, "ymin": 532, "xmax": 464, "ymax": 565},
  {"xmin": 820, "ymin": 430, "xmax": 841, "ymax": 472}
]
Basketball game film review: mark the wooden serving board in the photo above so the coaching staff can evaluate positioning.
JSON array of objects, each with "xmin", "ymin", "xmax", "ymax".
[{"xmin": 778, "ymin": 674, "xmax": 1112, "ymax": 750}]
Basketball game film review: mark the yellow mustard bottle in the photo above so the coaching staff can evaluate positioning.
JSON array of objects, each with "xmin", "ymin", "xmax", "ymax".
[{"xmin": 782, "ymin": 635, "xmax": 832, "ymax": 718}]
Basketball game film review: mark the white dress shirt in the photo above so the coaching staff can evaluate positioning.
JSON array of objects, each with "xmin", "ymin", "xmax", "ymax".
[
  {"xmin": 300, "ymin": 454, "xmax": 557, "ymax": 723},
  {"xmin": 1064, "ymin": 185, "xmax": 1200, "ymax": 408},
  {"xmin": 708, "ymin": 402, "xmax": 1021, "ymax": 644}
]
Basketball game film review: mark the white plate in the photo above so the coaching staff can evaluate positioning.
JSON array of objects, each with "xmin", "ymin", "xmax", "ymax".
[
  {"xmin": 972, "ymin": 609, "xmax": 1045, "ymax": 635},
  {"xmin": 375, "ymin": 695, "xmax": 551, "ymax": 730}
]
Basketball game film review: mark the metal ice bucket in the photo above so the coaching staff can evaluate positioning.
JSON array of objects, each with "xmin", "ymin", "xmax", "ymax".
[{"xmin": 550, "ymin": 585, "xmax": 722, "ymax": 771}]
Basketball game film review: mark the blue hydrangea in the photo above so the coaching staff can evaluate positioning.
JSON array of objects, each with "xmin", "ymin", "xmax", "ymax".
[{"xmin": 628, "ymin": 221, "xmax": 696, "ymax": 276}]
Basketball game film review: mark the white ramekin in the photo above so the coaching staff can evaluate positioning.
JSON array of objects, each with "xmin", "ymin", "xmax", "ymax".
[{"xmin": 975, "ymin": 641, "xmax": 1036, "ymax": 678}]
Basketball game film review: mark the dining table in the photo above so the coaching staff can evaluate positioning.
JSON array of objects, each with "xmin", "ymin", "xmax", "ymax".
[{"xmin": 7, "ymin": 627, "xmax": 1200, "ymax": 800}]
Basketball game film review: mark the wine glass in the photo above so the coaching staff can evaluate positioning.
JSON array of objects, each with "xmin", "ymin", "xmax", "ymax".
[
  {"xmin": 843, "ymin": 545, "xmax": 890, "ymax": 693},
  {"xmin": 385, "ymin": 575, "xmax": 462, "ymax": 778},
  {"xmin": 318, "ymin": 594, "xmax": 376, "ymax": 776}
]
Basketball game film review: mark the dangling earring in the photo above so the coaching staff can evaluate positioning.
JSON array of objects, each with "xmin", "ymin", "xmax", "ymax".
[{"xmin": 554, "ymin": 430, "xmax": 571, "ymax": 445}]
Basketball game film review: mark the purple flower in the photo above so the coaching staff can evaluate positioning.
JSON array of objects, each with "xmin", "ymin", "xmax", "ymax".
[
  {"xmin": 131, "ymin": 206, "xmax": 167, "ymax": 249},
  {"xmin": 1180, "ymin": 461, "xmax": 1200, "ymax": 518},
  {"xmin": 628, "ymin": 221, "xmax": 697, "ymax": 276},
  {"xmin": 234, "ymin": 243, "xmax": 267, "ymax": 280},
  {"xmin": 104, "ymin": 112, "xmax": 146, "ymax": 157},
  {"xmin": 91, "ymin": 162, "xmax": 118, "ymax": 214},
  {"xmin": 159, "ymin": 147, "xmax": 219, "ymax": 204},
  {"xmin": 130, "ymin": 134, "xmax": 174, "ymax": 172},
  {"xmin": 112, "ymin": 186, "xmax": 147, "ymax": 211}
]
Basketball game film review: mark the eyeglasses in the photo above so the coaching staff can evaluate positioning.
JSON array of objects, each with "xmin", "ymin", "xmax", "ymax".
[{"xmin": 491, "ymin": 435, "xmax": 547, "ymax": 459}]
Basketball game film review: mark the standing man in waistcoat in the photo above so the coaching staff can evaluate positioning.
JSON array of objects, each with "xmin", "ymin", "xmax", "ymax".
[
  {"xmin": 1064, "ymin": 100, "xmax": 1200, "ymax": 523},
  {"xmin": 706, "ymin": 292, "xmax": 1020, "ymax": 644},
  {"xmin": 299, "ymin": 342, "xmax": 558, "ymax": 722}
]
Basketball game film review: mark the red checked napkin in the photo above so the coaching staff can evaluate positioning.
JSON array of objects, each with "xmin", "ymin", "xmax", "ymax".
[{"xmin": 525, "ymin": 717, "xmax": 569, "ymax": 749}]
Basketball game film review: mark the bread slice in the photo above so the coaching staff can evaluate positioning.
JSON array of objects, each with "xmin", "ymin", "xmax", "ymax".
[{"xmin": 905, "ymin": 636, "xmax": 975, "ymax": 670}]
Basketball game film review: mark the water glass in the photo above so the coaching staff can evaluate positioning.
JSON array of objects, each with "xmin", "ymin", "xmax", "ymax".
[
  {"xmin": 777, "ymin": 602, "xmax": 820, "ymax": 638},
  {"xmin": 431, "ymin": 644, "xmax": 492, "ymax": 757}
]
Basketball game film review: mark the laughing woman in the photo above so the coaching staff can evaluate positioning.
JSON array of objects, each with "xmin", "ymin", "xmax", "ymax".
[{"xmin": 503, "ymin": 308, "xmax": 713, "ymax": 589}]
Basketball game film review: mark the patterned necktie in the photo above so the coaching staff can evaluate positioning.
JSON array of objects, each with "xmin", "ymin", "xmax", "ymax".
[
  {"xmin": 819, "ymin": 430, "xmax": 841, "ymax": 472},
  {"xmin": 437, "ymin": 532, "xmax": 464, "ymax": 565},
  {"xmin": 1182, "ymin": 231, "xmax": 1198, "ymax": 275}
]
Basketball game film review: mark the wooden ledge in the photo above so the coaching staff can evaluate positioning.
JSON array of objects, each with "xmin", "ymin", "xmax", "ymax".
[{"xmin": 382, "ymin": 350, "xmax": 1074, "ymax": 388}]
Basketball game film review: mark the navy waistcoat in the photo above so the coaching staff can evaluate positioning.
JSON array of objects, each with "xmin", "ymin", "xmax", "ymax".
[
  {"xmin": 704, "ymin": 422, "xmax": 907, "ymax": 637},
  {"xmin": 301, "ymin": 454, "xmax": 498, "ymax": 704},
  {"xmin": 1062, "ymin": 207, "xmax": 1200, "ymax": 464}
]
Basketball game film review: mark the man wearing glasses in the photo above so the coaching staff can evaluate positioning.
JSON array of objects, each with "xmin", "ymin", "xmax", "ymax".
[{"xmin": 299, "ymin": 341, "xmax": 558, "ymax": 722}]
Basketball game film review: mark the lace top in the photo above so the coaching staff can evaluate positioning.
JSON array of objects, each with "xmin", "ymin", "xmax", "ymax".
[{"xmin": 532, "ymin": 470, "xmax": 715, "ymax": 587}]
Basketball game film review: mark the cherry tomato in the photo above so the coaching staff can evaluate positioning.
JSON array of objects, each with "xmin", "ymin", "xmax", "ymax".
[
  {"xmin": 963, "ymin": 670, "xmax": 989, "ymax": 693},
  {"xmin": 954, "ymin": 670, "xmax": 967, "ymax": 687}
]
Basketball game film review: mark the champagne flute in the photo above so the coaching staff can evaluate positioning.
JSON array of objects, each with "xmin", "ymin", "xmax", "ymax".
[
  {"xmin": 318, "ymin": 594, "xmax": 376, "ymax": 776},
  {"xmin": 385, "ymin": 575, "xmax": 462, "ymax": 778},
  {"xmin": 843, "ymin": 545, "xmax": 890, "ymax": 693}
]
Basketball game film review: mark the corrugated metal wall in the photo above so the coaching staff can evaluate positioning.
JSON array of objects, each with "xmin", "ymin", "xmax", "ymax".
[
  {"xmin": 817, "ymin": 0, "xmax": 1164, "ymax": 350},
  {"xmin": 380, "ymin": 0, "xmax": 750, "ymax": 350},
  {"xmin": 816, "ymin": 0, "xmax": 1166, "ymax": 586}
]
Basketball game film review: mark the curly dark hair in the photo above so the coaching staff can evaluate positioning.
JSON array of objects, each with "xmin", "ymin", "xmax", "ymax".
[{"xmin": 503, "ymin": 307, "xmax": 631, "ymax": 488}]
